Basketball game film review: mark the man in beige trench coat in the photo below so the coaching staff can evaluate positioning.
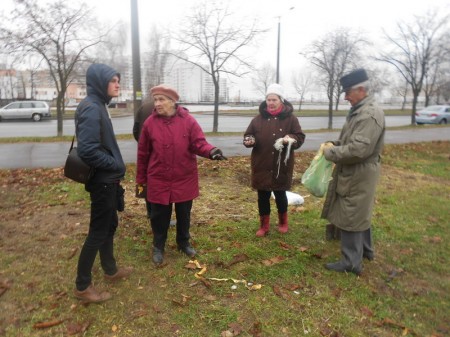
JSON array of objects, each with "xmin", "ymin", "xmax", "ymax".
[{"xmin": 321, "ymin": 68, "xmax": 385, "ymax": 275}]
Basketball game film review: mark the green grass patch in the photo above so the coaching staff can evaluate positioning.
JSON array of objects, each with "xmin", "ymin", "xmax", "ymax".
[{"xmin": 0, "ymin": 141, "xmax": 449, "ymax": 336}]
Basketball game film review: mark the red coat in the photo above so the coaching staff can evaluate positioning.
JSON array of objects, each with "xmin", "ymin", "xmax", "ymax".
[{"xmin": 136, "ymin": 105, "xmax": 215, "ymax": 205}]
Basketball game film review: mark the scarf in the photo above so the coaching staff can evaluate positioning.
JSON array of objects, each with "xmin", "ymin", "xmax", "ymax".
[{"xmin": 266, "ymin": 104, "xmax": 284, "ymax": 116}]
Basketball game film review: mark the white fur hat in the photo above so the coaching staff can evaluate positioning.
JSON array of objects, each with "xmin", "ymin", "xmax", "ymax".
[{"xmin": 266, "ymin": 83, "xmax": 285, "ymax": 102}]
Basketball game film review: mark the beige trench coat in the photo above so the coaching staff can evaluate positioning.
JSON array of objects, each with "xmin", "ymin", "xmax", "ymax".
[{"xmin": 321, "ymin": 96, "xmax": 385, "ymax": 232}]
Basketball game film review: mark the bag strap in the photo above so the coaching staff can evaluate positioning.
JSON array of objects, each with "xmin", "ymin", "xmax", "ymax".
[{"xmin": 69, "ymin": 135, "xmax": 76, "ymax": 151}]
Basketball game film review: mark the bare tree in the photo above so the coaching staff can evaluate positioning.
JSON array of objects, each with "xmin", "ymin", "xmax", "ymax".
[
  {"xmin": 96, "ymin": 20, "xmax": 129, "ymax": 80},
  {"xmin": 377, "ymin": 9, "xmax": 449, "ymax": 124},
  {"xmin": 291, "ymin": 70, "xmax": 313, "ymax": 111},
  {"xmin": 0, "ymin": 0, "xmax": 106, "ymax": 136},
  {"xmin": 170, "ymin": 0, "xmax": 265, "ymax": 132},
  {"xmin": 393, "ymin": 78, "xmax": 410, "ymax": 110},
  {"xmin": 252, "ymin": 63, "xmax": 276, "ymax": 97},
  {"xmin": 143, "ymin": 25, "xmax": 170, "ymax": 96},
  {"xmin": 302, "ymin": 27, "xmax": 367, "ymax": 129}
]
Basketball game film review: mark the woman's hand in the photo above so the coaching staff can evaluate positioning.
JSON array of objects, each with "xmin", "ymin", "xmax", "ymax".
[{"xmin": 243, "ymin": 135, "xmax": 255, "ymax": 147}]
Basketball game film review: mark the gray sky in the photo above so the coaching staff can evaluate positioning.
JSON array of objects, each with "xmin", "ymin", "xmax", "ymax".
[{"xmin": 2, "ymin": 0, "xmax": 449, "ymax": 99}]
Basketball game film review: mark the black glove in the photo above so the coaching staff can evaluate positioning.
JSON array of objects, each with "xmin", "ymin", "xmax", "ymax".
[{"xmin": 210, "ymin": 148, "xmax": 227, "ymax": 160}]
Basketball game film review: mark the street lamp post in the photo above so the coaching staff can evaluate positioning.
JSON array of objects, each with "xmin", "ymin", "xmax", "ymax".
[
  {"xmin": 275, "ymin": 7, "xmax": 294, "ymax": 84},
  {"xmin": 130, "ymin": 0, "xmax": 142, "ymax": 116},
  {"xmin": 276, "ymin": 18, "xmax": 281, "ymax": 84}
]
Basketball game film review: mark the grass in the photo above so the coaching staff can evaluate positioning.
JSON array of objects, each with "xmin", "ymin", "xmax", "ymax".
[{"xmin": 0, "ymin": 141, "xmax": 449, "ymax": 336}]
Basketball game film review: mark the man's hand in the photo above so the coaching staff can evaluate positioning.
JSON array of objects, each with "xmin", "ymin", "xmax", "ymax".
[
  {"xmin": 210, "ymin": 148, "xmax": 227, "ymax": 160},
  {"xmin": 320, "ymin": 142, "xmax": 334, "ymax": 152}
]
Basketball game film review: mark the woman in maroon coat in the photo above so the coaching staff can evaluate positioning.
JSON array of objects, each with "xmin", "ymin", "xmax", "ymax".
[
  {"xmin": 244, "ymin": 84, "xmax": 305, "ymax": 237},
  {"xmin": 136, "ymin": 85, "xmax": 225, "ymax": 265}
]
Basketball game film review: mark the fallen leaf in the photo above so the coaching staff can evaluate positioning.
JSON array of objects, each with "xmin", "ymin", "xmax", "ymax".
[
  {"xmin": 360, "ymin": 306, "xmax": 374, "ymax": 317},
  {"xmin": 33, "ymin": 319, "xmax": 64, "ymax": 329},
  {"xmin": 112, "ymin": 324, "xmax": 118, "ymax": 332},
  {"xmin": 248, "ymin": 321, "xmax": 262, "ymax": 337},
  {"xmin": 203, "ymin": 295, "xmax": 216, "ymax": 301},
  {"xmin": 279, "ymin": 241, "xmax": 293, "ymax": 250},
  {"xmin": 184, "ymin": 262, "xmax": 198, "ymax": 269},
  {"xmin": 66, "ymin": 321, "xmax": 91, "ymax": 335},
  {"xmin": 67, "ymin": 247, "xmax": 78, "ymax": 260},
  {"xmin": 262, "ymin": 256, "xmax": 285, "ymax": 266},
  {"xmin": 228, "ymin": 322, "xmax": 243, "ymax": 335},
  {"xmin": 426, "ymin": 236, "xmax": 442, "ymax": 243},
  {"xmin": 284, "ymin": 284, "xmax": 300, "ymax": 291},
  {"xmin": 226, "ymin": 253, "xmax": 249, "ymax": 267},
  {"xmin": 0, "ymin": 279, "xmax": 13, "ymax": 298}
]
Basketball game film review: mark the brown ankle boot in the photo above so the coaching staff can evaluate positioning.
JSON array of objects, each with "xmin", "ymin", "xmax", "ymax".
[
  {"xmin": 74, "ymin": 284, "xmax": 111, "ymax": 303},
  {"xmin": 277, "ymin": 212, "xmax": 288, "ymax": 233},
  {"xmin": 104, "ymin": 266, "xmax": 134, "ymax": 282},
  {"xmin": 256, "ymin": 215, "xmax": 270, "ymax": 237}
]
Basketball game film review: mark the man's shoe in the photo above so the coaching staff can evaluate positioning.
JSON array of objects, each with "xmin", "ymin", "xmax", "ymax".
[
  {"xmin": 325, "ymin": 261, "xmax": 362, "ymax": 276},
  {"xmin": 153, "ymin": 247, "xmax": 164, "ymax": 265},
  {"xmin": 104, "ymin": 266, "xmax": 133, "ymax": 282},
  {"xmin": 178, "ymin": 245, "xmax": 196, "ymax": 258},
  {"xmin": 74, "ymin": 284, "xmax": 111, "ymax": 303},
  {"xmin": 363, "ymin": 252, "xmax": 374, "ymax": 261}
]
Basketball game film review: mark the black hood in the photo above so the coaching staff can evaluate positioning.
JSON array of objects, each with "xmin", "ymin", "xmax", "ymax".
[{"xmin": 86, "ymin": 63, "xmax": 120, "ymax": 104}]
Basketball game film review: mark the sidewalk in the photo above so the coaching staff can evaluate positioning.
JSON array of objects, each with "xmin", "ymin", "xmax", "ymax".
[{"xmin": 0, "ymin": 128, "xmax": 449, "ymax": 169}]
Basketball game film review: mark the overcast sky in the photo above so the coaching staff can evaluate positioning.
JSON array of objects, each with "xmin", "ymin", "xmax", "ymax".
[{"xmin": 2, "ymin": 0, "xmax": 449, "ymax": 99}]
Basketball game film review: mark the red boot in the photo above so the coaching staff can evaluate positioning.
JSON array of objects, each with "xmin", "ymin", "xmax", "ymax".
[
  {"xmin": 278, "ymin": 212, "xmax": 288, "ymax": 233},
  {"xmin": 256, "ymin": 215, "xmax": 270, "ymax": 237}
]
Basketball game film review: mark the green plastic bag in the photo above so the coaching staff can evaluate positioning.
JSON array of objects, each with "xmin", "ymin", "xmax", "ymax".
[{"xmin": 301, "ymin": 150, "xmax": 333, "ymax": 197}]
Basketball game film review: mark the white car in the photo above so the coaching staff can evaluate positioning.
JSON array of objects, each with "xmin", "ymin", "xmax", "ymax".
[
  {"xmin": 0, "ymin": 101, "xmax": 51, "ymax": 122},
  {"xmin": 415, "ymin": 105, "xmax": 450, "ymax": 125}
]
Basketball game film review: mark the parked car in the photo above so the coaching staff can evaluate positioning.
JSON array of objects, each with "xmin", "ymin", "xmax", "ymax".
[
  {"xmin": 0, "ymin": 101, "xmax": 51, "ymax": 122},
  {"xmin": 415, "ymin": 105, "xmax": 450, "ymax": 125}
]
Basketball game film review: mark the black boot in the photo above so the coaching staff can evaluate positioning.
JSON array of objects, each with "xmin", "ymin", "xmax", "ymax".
[
  {"xmin": 178, "ymin": 245, "xmax": 196, "ymax": 258},
  {"xmin": 325, "ymin": 261, "xmax": 362, "ymax": 275},
  {"xmin": 152, "ymin": 247, "xmax": 164, "ymax": 265}
]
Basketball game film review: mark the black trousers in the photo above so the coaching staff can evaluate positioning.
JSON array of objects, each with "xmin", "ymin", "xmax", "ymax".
[
  {"xmin": 150, "ymin": 200, "xmax": 193, "ymax": 250},
  {"xmin": 76, "ymin": 182, "xmax": 119, "ymax": 291},
  {"xmin": 257, "ymin": 190, "xmax": 288, "ymax": 216}
]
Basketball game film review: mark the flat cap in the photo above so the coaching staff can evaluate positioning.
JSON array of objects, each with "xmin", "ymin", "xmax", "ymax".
[{"xmin": 340, "ymin": 68, "xmax": 369, "ymax": 92}]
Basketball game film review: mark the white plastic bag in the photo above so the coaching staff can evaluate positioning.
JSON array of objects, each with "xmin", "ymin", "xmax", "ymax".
[{"xmin": 271, "ymin": 191, "xmax": 304, "ymax": 205}]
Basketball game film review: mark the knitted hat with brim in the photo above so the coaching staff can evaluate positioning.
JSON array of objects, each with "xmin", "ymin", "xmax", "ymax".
[
  {"xmin": 266, "ymin": 83, "xmax": 285, "ymax": 102},
  {"xmin": 150, "ymin": 85, "xmax": 179, "ymax": 102}
]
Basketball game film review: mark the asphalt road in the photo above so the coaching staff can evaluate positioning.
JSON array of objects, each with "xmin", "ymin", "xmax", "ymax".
[
  {"xmin": 0, "ymin": 127, "xmax": 449, "ymax": 169},
  {"xmin": 0, "ymin": 115, "xmax": 415, "ymax": 137}
]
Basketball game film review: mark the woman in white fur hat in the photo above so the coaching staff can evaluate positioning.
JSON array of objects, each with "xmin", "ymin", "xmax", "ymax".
[{"xmin": 243, "ymin": 83, "xmax": 305, "ymax": 237}]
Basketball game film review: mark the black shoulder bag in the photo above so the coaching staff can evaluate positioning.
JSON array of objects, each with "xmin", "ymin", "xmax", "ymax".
[{"xmin": 64, "ymin": 135, "xmax": 93, "ymax": 184}]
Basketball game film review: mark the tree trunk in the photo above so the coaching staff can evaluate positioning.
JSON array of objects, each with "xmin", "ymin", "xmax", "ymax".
[
  {"xmin": 328, "ymin": 100, "xmax": 333, "ymax": 130},
  {"xmin": 411, "ymin": 91, "xmax": 419, "ymax": 125},
  {"xmin": 212, "ymin": 78, "xmax": 219, "ymax": 133},
  {"xmin": 56, "ymin": 92, "xmax": 65, "ymax": 137}
]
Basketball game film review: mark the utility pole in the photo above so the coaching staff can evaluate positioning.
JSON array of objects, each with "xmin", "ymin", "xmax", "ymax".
[
  {"xmin": 276, "ymin": 18, "xmax": 281, "ymax": 84},
  {"xmin": 275, "ymin": 7, "xmax": 294, "ymax": 85},
  {"xmin": 130, "ymin": 0, "xmax": 141, "ymax": 116}
]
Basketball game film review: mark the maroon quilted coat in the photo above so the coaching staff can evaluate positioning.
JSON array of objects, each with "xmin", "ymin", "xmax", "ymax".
[
  {"xmin": 136, "ymin": 105, "xmax": 215, "ymax": 205},
  {"xmin": 244, "ymin": 100, "xmax": 305, "ymax": 191}
]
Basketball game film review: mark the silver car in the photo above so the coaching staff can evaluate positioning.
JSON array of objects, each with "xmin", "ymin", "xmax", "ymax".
[
  {"xmin": 415, "ymin": 105, "xmax": 450, "ymax": 125},
  {"xmin": 0, "ymin": 101, "xmax": 51, "ymax": 122}
]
